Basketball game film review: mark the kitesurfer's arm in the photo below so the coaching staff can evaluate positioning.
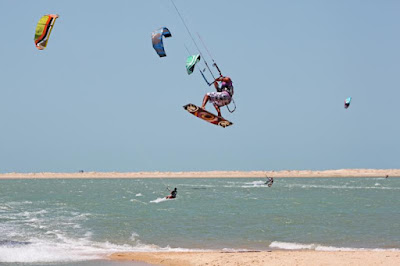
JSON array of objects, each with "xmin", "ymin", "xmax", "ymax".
[
  {"xmin": 213, "ymin": 80, "xmax": 220, "ymax": 91},
  {"xmin": 213, "ymin": 76, "xmax": 231, "ymax": 91},
  {"xmin": 214, "ymin": 76, "xmax": 231, "ymax": 83}
]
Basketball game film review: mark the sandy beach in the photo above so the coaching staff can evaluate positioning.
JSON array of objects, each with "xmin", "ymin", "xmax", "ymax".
[
  {"xmin": 0, "ymin": 169, "xmax": 398, "ymax": 179},
  {"xmin": 109, "ymin": 250, "xmax": 400, "ymax": 266}
]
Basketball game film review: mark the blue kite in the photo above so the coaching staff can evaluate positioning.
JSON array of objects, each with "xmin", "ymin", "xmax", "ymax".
[{"xmin": 151, "ymin": 27, "xmax": 172, "ymax": 57}]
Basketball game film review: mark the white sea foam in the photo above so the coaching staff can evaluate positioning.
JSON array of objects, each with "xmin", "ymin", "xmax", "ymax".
[
  {"xmin": 177, "ymin": 184, "xmax": 215, "ymax": 188},
  {"xmin": 223, "ymin": 180, "xmax": 271, "ymax": 188},
  {"xmin": 0, "ymin": 205, "xmax": 12, "ymax": 211},
  {"xmin": 222, "ymin": 248, "xmax": 258, "ymax": 252},
  {"xmin": 241, "ymin": 185, "xmax": 268, "ymax": 188},
  {"xmin": 269, "ymin": 241, "xmax": 400, "ymax": 251},
  {"xmin": 0, "ymin": 241, "xmax": 101, "ymax": 263},
  {"xmin": 150, "ymin": 197, "xmax": 169, "ymax": 203},
  {"xmin": 136, "ymin": 193, "xmax": 143, "ymax": 197},
  {"xmin": 286, "ymin": 184, "xmax": 400, "ymax": 190},
  {"xmin": 0, "ymin": 231, "xmax": 204, "ymax": 263},
  {"xmin": 245, "ymin": 181, "xmax": 266, "ymax": 185},
  {"xmin": 130, "ymin": 232, "xmax": 139, "ymax": 241},
  {"xmin": 242, "ymin": 181, "xmax": 270, "ymax": 188},
  {"xmin": 7, "ymin": 201, "xmax": 33, "ymax": 206}
]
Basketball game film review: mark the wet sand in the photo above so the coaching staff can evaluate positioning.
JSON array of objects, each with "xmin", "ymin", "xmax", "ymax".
[{"xmin": 109, "ymin": 250, "xmax": 400, "ymax": 266}]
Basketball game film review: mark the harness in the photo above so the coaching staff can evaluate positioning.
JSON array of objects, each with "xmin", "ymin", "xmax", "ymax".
[{"xmin": 219, "ymin": 82, "xmax": 236, "ymax": 113}]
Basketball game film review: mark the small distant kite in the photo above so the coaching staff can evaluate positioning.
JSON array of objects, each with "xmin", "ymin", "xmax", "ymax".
[
  {"xmin": 186, "ymin": 54, "xmax": 200, "ymax": 75},
  {"xmin": 344, "ymin": 97, "xmax": 352, "ymax": 109},
  {"xmin": 152, "ymin": 27, "xmax": 172, "ymax": 57},
  {"xmin": 34, "ymin": 14, "xmax": 59, "ymax": 50}
]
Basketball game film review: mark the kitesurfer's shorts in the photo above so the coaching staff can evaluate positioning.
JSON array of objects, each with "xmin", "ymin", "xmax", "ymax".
[{"xmin": 207, "ymin": 91, "xmax": 232, "ymax": 107}]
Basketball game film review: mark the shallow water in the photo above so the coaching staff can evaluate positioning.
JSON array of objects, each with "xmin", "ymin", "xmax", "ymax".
[{"xmin": 0, "ymin": 178, "xmax": 399, "ymax": 264}]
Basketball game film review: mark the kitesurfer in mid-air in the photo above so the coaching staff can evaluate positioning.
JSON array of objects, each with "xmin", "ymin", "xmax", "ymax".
[
  {"xmin": 201, "ymin": 76, "xmax": 234, "ymax": 117},
  {"xmin": 166, "ymin": 188, "xmax": 177, "ymax": 199}
]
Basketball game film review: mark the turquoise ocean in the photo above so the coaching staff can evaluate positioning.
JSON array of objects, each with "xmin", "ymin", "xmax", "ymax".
[{"xmin": 1, "ymin": 177, "xmax": 399, "ymax": 264}]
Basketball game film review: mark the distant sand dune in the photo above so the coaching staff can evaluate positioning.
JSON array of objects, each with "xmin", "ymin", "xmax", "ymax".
[{"xmin": 0, "ymin": 169, "xmax": 398, "ymax": 179}]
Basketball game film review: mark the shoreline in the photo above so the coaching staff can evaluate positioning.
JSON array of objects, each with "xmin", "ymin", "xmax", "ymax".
[
  {"xmin": 0, "ymin": 169, "xmax": 400, "ymax": 179},
  {"xmin": 109, "ymin": 250, "xmax": 400, "ymax": 266},
  {"xmin": 0, "ymin": 169, "xmax": 399, "ymax": 179}
]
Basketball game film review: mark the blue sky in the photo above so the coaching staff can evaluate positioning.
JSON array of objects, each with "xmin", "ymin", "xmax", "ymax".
[{"xmin": 0, "ymin": 0, "xmax": 399, "ymax": 172}]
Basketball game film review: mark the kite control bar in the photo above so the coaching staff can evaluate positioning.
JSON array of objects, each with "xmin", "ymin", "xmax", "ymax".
[
  {"xmin": 200, "ymin": 70, "xmax": 213, "ymax": 86},
  {"xmin": 200, "ymin": 70, "xmax": 227, "ymax": 87}
]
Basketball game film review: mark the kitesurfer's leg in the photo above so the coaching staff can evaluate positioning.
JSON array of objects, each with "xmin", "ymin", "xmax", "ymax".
[
  {"xmin": 201, "ymin": 94, "xmax": 210, "ymax": 109},
  {"xmin": 213, "ymin": 104, "xmax": 222, "ymax": 117}
]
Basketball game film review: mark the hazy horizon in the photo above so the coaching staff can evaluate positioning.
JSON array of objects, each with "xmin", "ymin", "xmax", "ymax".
[{"xmin": 1, "ymin": 0, "xmax": 399, "ymax": 172}]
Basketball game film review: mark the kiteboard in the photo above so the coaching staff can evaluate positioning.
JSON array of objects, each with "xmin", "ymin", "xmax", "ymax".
[{"xmin": 183, "ymin": 103, "xmax": 233, "ymax": 128}]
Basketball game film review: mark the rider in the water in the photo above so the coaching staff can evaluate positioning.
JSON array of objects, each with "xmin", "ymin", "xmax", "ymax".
[
  {"xmin": 201, "ymin": 76, "xmax": 234, "ymax": 117},
  {"xmin": 266, "ymin": 177, "xmax": 274, "ymax": 187},
  {"xmin": 169, "ymin": 188, "xmax": 177, "ymax": 199}
]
